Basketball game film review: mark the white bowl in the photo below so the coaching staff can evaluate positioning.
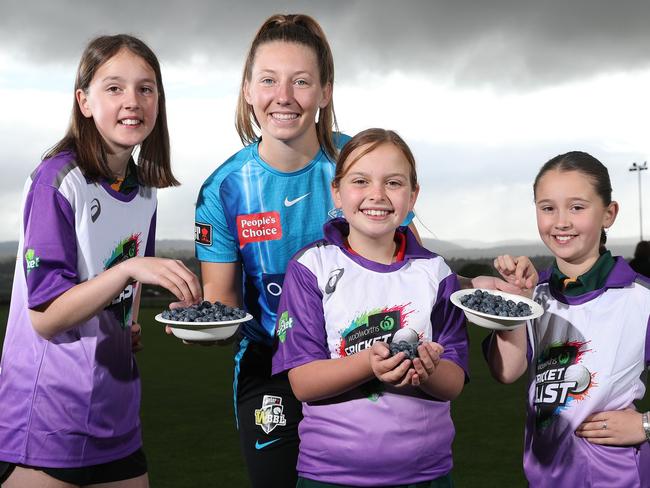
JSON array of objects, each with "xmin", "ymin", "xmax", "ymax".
[
  {"xmin": 450, "ymin": 289, "xmax": 543, "ymax": 331},
  {"xmin": 154, "ymin": 313, "xmax": 253, "ymax": 342}
]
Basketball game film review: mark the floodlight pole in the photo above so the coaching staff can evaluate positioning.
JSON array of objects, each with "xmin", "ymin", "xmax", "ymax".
[{"xmin": 629, "ymin": 161, "xmax": 648, "ymax": 241}]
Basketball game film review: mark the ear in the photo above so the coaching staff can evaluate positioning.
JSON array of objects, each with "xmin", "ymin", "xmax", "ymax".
[
  {"xmin": 243, "ymin": 80, "xmax": 252, "ymax": 105},
  {"xmin": 331, "ymin": 183, "xmax": 342, "ymax": 210},
  {"xmin": 76, "ymin": 88, "xmax": 93, "ymax": 118},
  {"xmin": 319, "ymin": 82, "xmax": 332, "ymax": 109},
  {"xmin": 603, "ymin": 200, "xmax": 619, "ymax": 229},
  {"xmin": 409, "ymin": 184, "xmax": 420, "ymax": 211}
]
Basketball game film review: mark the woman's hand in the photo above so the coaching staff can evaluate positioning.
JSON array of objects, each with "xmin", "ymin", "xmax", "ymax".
[{"xmin": 575, "ymin": 409, "xmax": 647, "ymax": 446}]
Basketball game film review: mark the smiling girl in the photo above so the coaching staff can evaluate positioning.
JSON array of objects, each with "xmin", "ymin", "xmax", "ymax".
[
  {"xmin": 489, "ymin": 151, "xmax": 650, "ymax": 487},
  {"xmin": 272, "ymin": 129, "xmax": 468, "ymax": 487},
  {"xmin": 0, "ymin": 35, "xmax": 201, "ymax": 488}
]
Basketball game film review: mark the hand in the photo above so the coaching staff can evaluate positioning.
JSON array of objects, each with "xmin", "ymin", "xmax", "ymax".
[
  {"xmin": 131, "ymin": 322, "xmax": 143, "ymax": 353},
  {"xmin": 121, "ymin": 257, "xmax": 202, "ymax": 306},
  {"xmin": 410, "ymin": 341, "xmax": 444, "ymax": 386},
  {"xmin": 575, "ymin": 409, "xmax": 647, "ymax": 446},
  {"xmin": 369, "ymin": 342, "xmax": 414, "ymax": 387},
  {"xmin": 471, "ymin": 275, "xmax": 524, "ymax": 295},
  {"xmin": 493, "ymin": 255, "xmax": 538, "ymax": 293}
]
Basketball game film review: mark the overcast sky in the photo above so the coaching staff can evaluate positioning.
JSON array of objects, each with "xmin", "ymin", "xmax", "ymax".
[{"xmin": 1, "ymin": 0, "xmax": 649, "ymax": 246}]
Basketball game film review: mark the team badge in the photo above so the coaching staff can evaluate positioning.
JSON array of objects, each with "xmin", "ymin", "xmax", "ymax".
[
  {"xmin": 195, "ymin": 222, "xmax": 212, "ymax": 246},
  {"xmin": 254, "ymin": 395, "xmax": 287, "ymax": 434}
]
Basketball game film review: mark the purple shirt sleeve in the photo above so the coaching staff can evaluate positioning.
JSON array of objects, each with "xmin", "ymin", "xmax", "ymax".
[
  {"xmin": 645, "ymin": 315, "xmax": 650, "ymax": 366},
  {"xmin": 430, "ymin": 273, "xmax": 470, "ymax": 381},
  {"xmin": 145, "ymin": 209, "xmax": 157, "ymax": 257},
  {"xmin": 272, "ymin": 259, "xmax": 328, "ymax": 375},
  {"xmin": 23, "ymin": 181, "xmax": 78, "ymax": 309}
]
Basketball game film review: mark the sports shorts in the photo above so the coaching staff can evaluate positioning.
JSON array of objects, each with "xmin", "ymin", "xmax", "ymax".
[{"xmin": 234, "ymin": 336, "xmax": 303, "ymax": 488}]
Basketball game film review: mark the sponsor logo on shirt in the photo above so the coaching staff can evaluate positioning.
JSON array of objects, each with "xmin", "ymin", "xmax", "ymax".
[
  {"xmin": 25, "ymin": 248, "xmax": 40, "ymax": 274},
  {"xmin": 534, "ymin": 341, "xmax": 594, "ymax": 430},
  {"xmin": 283, "ymin": 192, "xmax": 310, "ymax": 207},
  {"xmin": 237, "ymin": 211, "xmax": 282, "ymax": 248},
  {"xmin": 90, "ymin": 198, "xmax": 101, "ymax": 223},
  {"xmin": 325, "ymin": 268, "xmax": 344, "ymax": 294},
  {"xmin": 195, "ymin": 222, "xmax": 212, "ymax": 246},
  {"xmin": 254, "ymin": 395, "xmax": 287, "ymax": 434},
  {"xmin": 276, "ymin": 311, "xmax": 293, "ymax": 343},
  {"xmin": 104, "ymin": 234, "xmax": 141, "ymax": 328},
  {"xmin": 340, "ymin": 308, "xmax": 408, "ymax": 356}
]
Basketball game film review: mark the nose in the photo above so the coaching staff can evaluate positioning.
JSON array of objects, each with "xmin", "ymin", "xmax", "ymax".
[
  {"xmin": 368, "ymin": 182, "xmax": 387, "ymax": 201},
  {"xmin": 276, "ymin": 80, "xmax": 293, "ymax": 105},
  {"xmin": 554, "ymin": 209, "xmax": 571, "ymax": 229},
  {"xmin": 123, "ymin": 88, "xmax": 140, "ymax": 111}
]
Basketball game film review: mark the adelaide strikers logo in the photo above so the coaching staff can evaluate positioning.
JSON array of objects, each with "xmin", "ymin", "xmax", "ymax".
[
  {"xmin": 254, "ymin": 395, "xmax": 287, "ymax": 434},
  {"xmin": 534, "ymin": 341, "xmax": 595, "ymax": 429}
]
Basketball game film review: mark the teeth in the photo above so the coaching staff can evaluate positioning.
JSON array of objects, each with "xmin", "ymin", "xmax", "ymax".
[
  {"xmin": 272, "ymin": 113, "xmax": 298, "ymax": 120},
  {"xmin": 555, "ymin": 235, "xmax": 574, "ymax": 242},
  {"xmin": 120, "ymin": 119, "xmax": 140, "ymax": 126},
  {"xmin": 363, "ymin": 209, "xmax": 389, "ymax": 216}
]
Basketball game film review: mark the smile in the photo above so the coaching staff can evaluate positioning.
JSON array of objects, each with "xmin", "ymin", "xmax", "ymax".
[
  {"xmin": 271, "ymin": 113, "xmax": 299, "ymax": 120},
  {"xmin": 553, "ymin": 235, "xmax": 576, "ymax": 243},
  {"xmin": 119, "ymin": 119, "xmax": 141, "ymax": 126},
  {"xmin": 362, "ymin": 209, "xmax": 391, "ymax": 217}
]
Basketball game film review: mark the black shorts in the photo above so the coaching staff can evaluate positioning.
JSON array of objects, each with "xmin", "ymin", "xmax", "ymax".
[
  {"xmin": 234, "ymin": 337, "xmax": 303, "ymax": 488},
  {"xmin": 0, "ymin": 448, "xmax": 147, "ymax": 485}
]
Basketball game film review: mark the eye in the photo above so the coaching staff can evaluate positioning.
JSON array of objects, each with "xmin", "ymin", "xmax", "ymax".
[
  {"xmin": 386, "ymin": 180, "xmax": 404, "ymax": 188},
  {"xmin": 570, "ymin": 204, "xmax": 585, "ymax": 212},
  {"xmin": 260, "ymin": 77, "xmax": 275, "ymax": 86},
  {"xmin": 351, "ymin": 178, "xmax": 368, "ymax": 186},
  {"xmin": 294, "ymin": 79, "xmax": 309, "ymax": 87},
  {"xmin": 106, "ymin": 85, "xmax": 122, "ymax": 94},
  {"xmin": 539, "ymin": 205, "xmax": 554, "ymax": 213},
  {"xmin": 140, "ymin": 85, "xmax": 156, "ymax": 95}
]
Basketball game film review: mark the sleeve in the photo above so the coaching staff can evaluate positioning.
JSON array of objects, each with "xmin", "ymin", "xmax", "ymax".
[
  {"xmin": 145, "ymin": 209, "xmax": 156, "ymax": 257},
  {"xmin": 23, "ymin": 181, "xmax": 78, "ymax": 309},
  {"xmin": 645, "ymin": 315, "xmax": 650, "ymax": 367},
  {"xmin": 195, "ymin": 176, "xmax": 238, "ymax": 263},
  {"xmin": 430, "ymin": 272, "xmax": 470, "ymax": 381},
  {"xmin": 272, "ymin": 258, "xmax": 329, "ymax": 375}
]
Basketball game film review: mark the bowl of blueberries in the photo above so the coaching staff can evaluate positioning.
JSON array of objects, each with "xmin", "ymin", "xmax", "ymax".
[
  {"xmin": 450, "ymin": 289, "xmax": 543, "ymax": 330},
  {"xmin": 155, "ymin": 301, "xmax": 252, "ymax": 341}
]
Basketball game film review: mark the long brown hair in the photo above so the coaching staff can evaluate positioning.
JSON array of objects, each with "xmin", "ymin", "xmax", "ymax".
[
  {"xmin": 44, "ymin": 34, "xmax": 177, "ymax": 188},
  {"xmin": 235, "ymin": 14, "xmax": 338, "ymax": 160}
]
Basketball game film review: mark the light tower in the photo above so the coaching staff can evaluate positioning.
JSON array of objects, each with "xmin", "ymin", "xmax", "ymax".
[{"xmin": 629, "ymin": 161, "xmax": 648, "ymax": 241}]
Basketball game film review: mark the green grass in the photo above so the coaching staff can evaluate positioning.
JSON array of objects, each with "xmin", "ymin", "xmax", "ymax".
[{"xmin": 1, "ymin": 306, "xmax": 648, "ymax": 487}]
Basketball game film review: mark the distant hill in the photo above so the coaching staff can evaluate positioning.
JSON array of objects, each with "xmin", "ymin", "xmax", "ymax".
[{"xmin": 0, "ymin": 237, "xmax": 639, "ymax": 262}]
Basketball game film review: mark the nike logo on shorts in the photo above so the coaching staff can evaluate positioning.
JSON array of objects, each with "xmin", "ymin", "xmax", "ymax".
[
  {"xmin": 284, "ymin": 193, "xmax": 310, "ymax": 207},
  {"xmin": 255, "ymin": 438, "xmax": 281, "ymax": 450}
]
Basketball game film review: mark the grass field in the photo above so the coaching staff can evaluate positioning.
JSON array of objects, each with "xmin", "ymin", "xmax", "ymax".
[{"xmin": 1, "ymin": 306, "xmax": 648, "ymax": 487}]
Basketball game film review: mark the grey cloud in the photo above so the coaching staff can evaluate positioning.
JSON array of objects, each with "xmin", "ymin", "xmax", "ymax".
[{"xmin": 2, "ymin": 0, "xmax": 650, "ymax": 89}]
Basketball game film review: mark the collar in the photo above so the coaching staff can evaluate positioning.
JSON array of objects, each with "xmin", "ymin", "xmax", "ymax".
[
  {"xmin": 549, "ymin": 251, "xmax": 616, "ymax": 296},
  {"xmin": 344, "ymin": 229, "xmax": 408, "ymax": 262},
  {"xmin": 323, "ymin": 218, "xmax": 434, "ymax": 273},
  {"xmin": 106, "ymin": 158, "xmax": 139, "ymax": 194},
  {"xmin": 539, "ymin": 254, "xmax": 638, "ymax": 305}
]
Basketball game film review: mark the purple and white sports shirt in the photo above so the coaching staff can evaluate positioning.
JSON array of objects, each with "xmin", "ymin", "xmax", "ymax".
[
  {"xmin": 272, "ymin": 218, "xmax": 469, "ymax": 486},
  {"xmin": 0, "ymin": 152, "xmax": 156, "ymax": 467},
  {"xmin": 524, "ymin": 259, "xmax": 650, "ymax": 487}
]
